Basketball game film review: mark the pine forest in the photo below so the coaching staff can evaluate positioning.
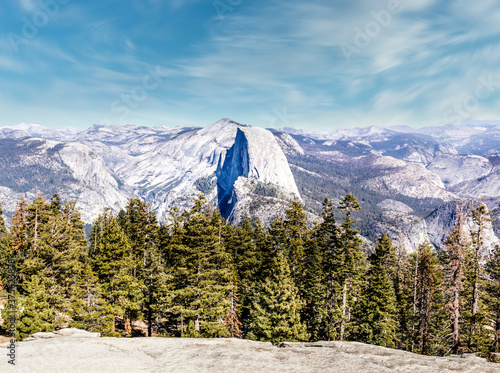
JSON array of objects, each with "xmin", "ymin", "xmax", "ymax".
[{"xmin": 1, "ymin": 193, "xmax": 500, "ymax": 362}]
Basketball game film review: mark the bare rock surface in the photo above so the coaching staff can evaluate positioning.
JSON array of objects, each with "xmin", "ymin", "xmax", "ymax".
[{"xmin": 2, "ymin": 335, "xmax": 500, "ymax": 373}]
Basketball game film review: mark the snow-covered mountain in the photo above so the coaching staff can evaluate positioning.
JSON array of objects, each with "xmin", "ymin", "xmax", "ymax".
[
  {"xmin": 0, "ymin": 119, "xmax": 300, "ymax": 226},
  {"xmin": 1, "ymin": 119, "xmax": 499, "ymax": 251},
  {"xmin": 274, "ymin": 120, "xmax": 500, "ymax": 251}
]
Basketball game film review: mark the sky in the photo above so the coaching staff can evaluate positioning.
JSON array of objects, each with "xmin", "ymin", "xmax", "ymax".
[{"xmin": 1, "ymin": 0, "xmax": 500, "ymax": 131}]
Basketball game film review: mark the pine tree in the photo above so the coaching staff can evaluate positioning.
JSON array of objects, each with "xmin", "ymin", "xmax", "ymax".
[
  {"xmin": 315, "ymin": 197, "xmax": 340, "ymax": 341},
  {"xmin": 12, "ymin": 196, "xmax": 91, "ymax": 329},
  {"xmin": 463, "ymin": 205, "xmax": 493, "ymax": 352},
  {"xmin": 485, "ymin": 244, "xmax": 500, "ymax": 352},
  {"xmin": 223, "ymin": 217, "xmax": 259, "ymax": 336},
  {"xmin": 354, "ymin": 234, "xmax": 397, "ymax": 347},
  {"xmin": 412, "ymin": 241, "xmax": 443, "ymax": 355},
  {"xmin": 391, "ymin": 239, "xmax": 414, "ymax": 351},
  {"xmin": 70, "ymin": 264, "xmax": 113, "ymax": 335},
  {"xmin": 248, "ymin": 251, "xmax": 309, "ymax": 343},
  {"xmin": 89, "ymin": 209, "xmax": 143, "ymax": 334},
  {"xmin": 0, "ymin": 203, "xmax": 11, "ymax": 293},
  {"xmin": 284, "ymin": 200, "xmax": 309, "ymax": 286},
  {"xmin": 167, "ymin": 195, "xmax": 234, "ymax": 337},
  {"xmin": 0, "ymin": 204, "xmax": 17, "ymax": 337},
  {"xmin": 302, "ymin": 238, "xmax": 327, "ymax": 341},
  {"xmin": 10, "ymin": 198, "xmax": 28, "ymax": 256},
  {"xmin": 15, "ymin": 275, "xmax": 54, "ymax": 340},
  {"xmin": 48, "ymin": 201, "xmax": 88, "ymax": 322},
  {"xmin": 336, "ymin": 193, "xmax": 365, "ymax": 341},
  {"xmin": 118, "ymin": 198, "xmax": 171, "ymax": 337},
  {"xmin": 442, "ymin": 208, "xmax": 469, "ymax": 354}
]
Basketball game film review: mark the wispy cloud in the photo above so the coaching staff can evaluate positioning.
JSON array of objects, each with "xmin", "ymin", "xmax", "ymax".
[{"xmin": 1, "ymin": 0, "xmax": 500, "ymax": 130}]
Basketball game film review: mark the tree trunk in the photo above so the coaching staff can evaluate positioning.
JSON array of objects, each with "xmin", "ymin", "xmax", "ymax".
[
  {"xmin": 148, "ymin": 294, "xmax": 152, "ymax": 337},
  {"xmin": 340, "ymin": 282, "xmax": 347, "ymax": 341},
  {"xmin": 452, "ymin": 290, "xmax": 460, "ymax": 354},
  {"xmin": 33, "ymin": 208, "xmax": 38, "ymax": 253},
  {"xmin": 411, "ymin": 250, "xmax": 419, "ymax": 352},
  {"xmin": 180, "ymin": 314, "xmax": 184, "ymax": 337},
  {"xmin": 195, "ymin": 314, "xmax": 200, "ymax": 333},
  {"xmin": 125, "ymin": 318, "xmax": 132, "ymax": 334}
]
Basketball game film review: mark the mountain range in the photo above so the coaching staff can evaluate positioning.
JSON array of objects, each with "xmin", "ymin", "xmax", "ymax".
[{"xmin": 1, "ymin": 118, "xmax": 499, "ymax": 252}]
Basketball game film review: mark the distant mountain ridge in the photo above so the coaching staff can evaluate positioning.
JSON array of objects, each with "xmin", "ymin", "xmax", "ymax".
[{"xmin": 0, "ymin": 119, "xmax": 499, "ymax": 252}]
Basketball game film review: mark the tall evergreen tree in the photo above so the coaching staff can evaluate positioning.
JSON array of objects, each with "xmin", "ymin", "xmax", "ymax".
[
  {"xmin": 0, "ymin": 203, "xmax": 11, "ymax": 292},
  {"xmin": 118, "ymin": 198, "xmax": 171, "ymax": 337},
  {"xmin": 485, "ymin": 244, "xmax": 500, "ymax": 353},
  {"xmin": 12, "ymin": 196, "xmax": 91, "ymax": 331},
  {"xmin": 248, "ymin": 251, "xmax": 309, "ymax": 343},
  {"xmin": 284, "ymin": 200, "xmax": 309, "ymax": 286},
  {"xmin": 48, "ymin": 201, "xmax": 88, "ymax": 320},
  {"xmin": 15, "ymin": 275, "xmax": 54, "ymax": 340},
  {"xmin": 411, "ymin": 241, "xmax": 443, "ymax": 355},
  {"xmin": 336, "ymin": 193, "xmax": 365, "ymax": 340},
  {"xmin": 392, "ymin": 240, "xmax": 414, "ymax": 351},
  {"xmin": 167, "ymin": 195, "xmax": 234, "ymax": 337},
  {"xmin": 70, "ymin": 264, "xmax": 113, "ymax": 335},
  {"xmin": 463, "ymin": 205, "xmax": 493, "ymax": 351},
  {"xmin": 354, "ymin": 234, "xmax": 397, "ymax": 347},
  {"xmin": 315, "ymin": 197, "xmax": 340, "ymax": 341},
  {"xmin": 302, "ymin": 237, "xmax": 327, "ymax": 341},
  {"xmin": 442, "ymin": 209, "xmax": 469, "ymax": 354},
  {"xmin": 223, "ymin": 217, "xmax": 260, "ymax": 336},
  {"xmin": 89, "ymin": 209, "xmax": 143, "ymax": 334}
]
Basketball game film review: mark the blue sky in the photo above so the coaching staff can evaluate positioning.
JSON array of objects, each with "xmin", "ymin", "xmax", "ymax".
[{"xmin": 1, "ymin": 0, "xmax": 500, "ymax": 131}]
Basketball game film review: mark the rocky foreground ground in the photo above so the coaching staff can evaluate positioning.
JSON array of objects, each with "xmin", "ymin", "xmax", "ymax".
[{"xmin": 1, "ymin": 329, "xmax": 500, "ymax": 373}]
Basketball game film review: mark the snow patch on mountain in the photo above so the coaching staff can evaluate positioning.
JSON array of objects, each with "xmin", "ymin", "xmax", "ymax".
[
  {"xmin": 366, "ymin": 156, "xmax": 455, "ymax": 200},
  {"xmin": 427, "ymin": 154, "xmax": 492, "ymax": 188}
]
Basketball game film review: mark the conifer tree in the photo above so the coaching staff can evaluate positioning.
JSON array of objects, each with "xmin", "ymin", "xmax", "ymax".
[
  {"xmin": 0, "ymin": 203, "xmax": 11, "ymax": 292},
  {"xmin": 302, "ymin": 238, "xmax": 327, "ymax": 341},
  {"xmin": 223, "ymin": 217, "xmax": 260, "ymax": 335},
  {"xmin": 284, "ymin": 200, "xmax": 309, "ymax": 286},
  {"xmin": 118, "ymin": 198, "xmax": 170, "ymax": 337},
  {"xmin": 390, "ymin": 238, "xmax": 414, "ymax": 351},
  {"xmin": 354, "ymin": 234, "xmax": 397, "ymax": 347},
  {"xmin": 336, "ymin": 193, "xmax": 365, "ymax": 340},
  {"xmin": 248, "ymin": 251, "xmax": 309, "ymax": 343},
  {"xmin": 0, "ymin": 204, "xmax": 17, "ymax": 337},
  {"xmin": 89, "ymin": 209, "xmax": 143, "ymax": 334},
  {"xmin": 252, "ymin": 218, "xmax": 272, "ymax": 276},
  {"xmin": 442, "ymin": 209, "xmax": 469, "ymax": 354},
  {"xmin": 70, "ymin": 264, "xmax": 113, "ymax": 335},
  {"xmin": 10, "ymin": 198, "xmax": 28, "ymax": 256},
  {"xmin": 167, "ymin": 195, "xmax": 234, "ymax": 337},
  {"xmin": 463, "ymin": 205, "xmax": 493, "ymax": 351},
  {"xmin": 485, "ymin": 244, "xmax": 500, "ymax": 352},
  {"xmin": 411, "ymin": 241, "xmax": 443, "ymax": 355},
  {"xmin": 48, "ymin": 201, "xmax": 88, "ymax": 319},
  {"xmin": 315, "ymin": 197, "xmax": 340, "ymax": 341},
  {"xmin": 15, "ymin": 275, "xmax": 54, "ymax": 340},
  {"xmin": 269, "ymin": 217, "xmax": 288, "ymax": 253}
]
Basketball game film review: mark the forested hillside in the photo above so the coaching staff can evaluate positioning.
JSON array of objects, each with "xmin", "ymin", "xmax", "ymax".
[{"xmin": 1, "ymin": 194, "xmax": 499, "ymax": 361}]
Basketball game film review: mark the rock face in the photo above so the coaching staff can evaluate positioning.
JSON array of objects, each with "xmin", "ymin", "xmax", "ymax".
[
  {"xmin": 366, "ymin": 156, "xmax": 456, "ymax": 201},
  {"xmin": 427, "ymin": 154, "xmax": 492, "ymax": 189},
  {"xmin": 274, "ymin": 122, "xmax": 500, "ymax": 251},
  {"xmin": 0, "ymin": 138, "xmax": 133, "ymax": 223},
  {"xmin": 425, "ymin": 199, "xmax": 500, "ymax": 251},
  {"xmin": 113, "ymin": 119, "xmax": 300, "ymax": 223},
  {"xmin": 1, "ymin": 119, "xmax": 500, "ymax": 250},
  {"xmin": 23, "ymin": 328, "xmax": 100, "ymax": 341},
  {"xmin": 216, "ymin": 126, "xmax": 300, "ymax": 220},
  {"xmin": 1, "ymin": 335, "xmax": 499, "ymax": 373},
  {"xmin": 0, "ymin": 119, "xmax": 300, "ymax": 224}
]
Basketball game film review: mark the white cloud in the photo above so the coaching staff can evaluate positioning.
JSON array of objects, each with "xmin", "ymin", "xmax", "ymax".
[{"xmin": 20, "ymin": 0, "xmax": 37, "ymax": 12}]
